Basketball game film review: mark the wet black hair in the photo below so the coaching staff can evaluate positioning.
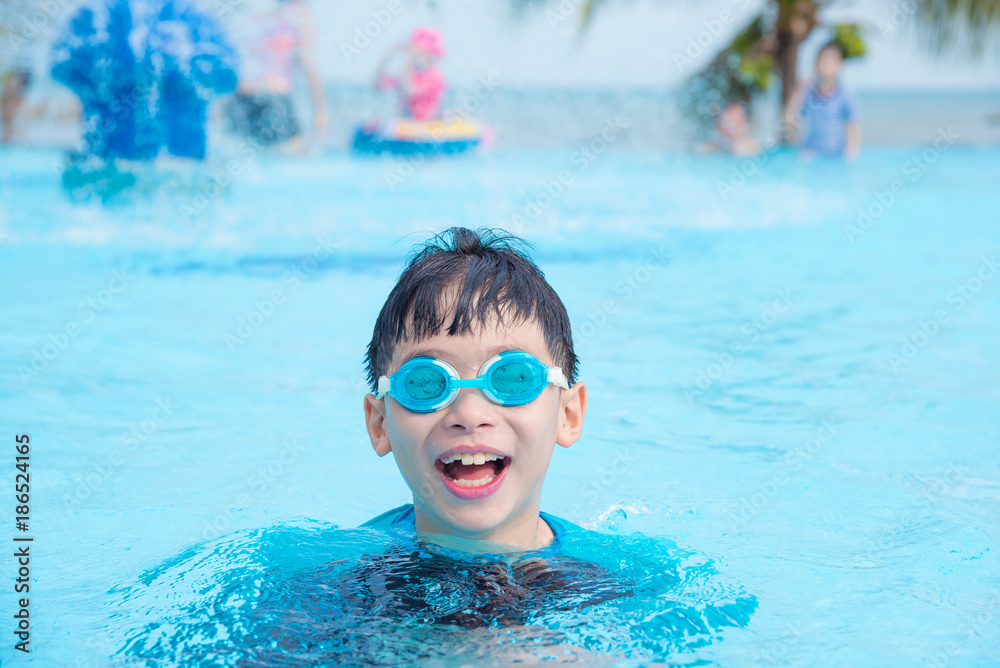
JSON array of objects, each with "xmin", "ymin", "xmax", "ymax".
[
  {"xmin": 364, "ymin": 227, "xmax": 578, "ymax": 393},
  {"xmin": 817, "ymin": 40, "xmax": 845, "ymax": 61}
]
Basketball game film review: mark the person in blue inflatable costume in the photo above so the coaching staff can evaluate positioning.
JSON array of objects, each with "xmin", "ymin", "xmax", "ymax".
[{"xmin": 50, "ymin": 0, "xmax": 237, "ymax": 161}]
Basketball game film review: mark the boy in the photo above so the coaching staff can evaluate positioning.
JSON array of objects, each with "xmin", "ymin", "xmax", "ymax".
[
  {"xmin": 784, "ymin": 40, "xmax": 861, "ymax": 159},
  {"xmin": 361, "ymin": 226, "xmax": 587, "ymax": 552},
  {"xmin": 121, "ymin": 229, "xmax": 755, "ymax": 665}
]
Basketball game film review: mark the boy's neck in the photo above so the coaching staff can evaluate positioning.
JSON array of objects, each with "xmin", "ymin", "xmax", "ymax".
[
  {"xmin": 413, "ymin": 502, "xmax": 555, "ymax": 552},
  {"xmin": 818, "ymin": 76, "xmax": 839, "ymax": 93}
]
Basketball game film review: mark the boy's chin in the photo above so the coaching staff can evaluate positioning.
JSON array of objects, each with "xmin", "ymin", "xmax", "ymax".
[
  {"xmin": 429, "ymin": 491, "xmax": 527, "ymax": 539},
  {"xmin": 438, "ymin": 494, "xmax": 511, "ymax": 528}
]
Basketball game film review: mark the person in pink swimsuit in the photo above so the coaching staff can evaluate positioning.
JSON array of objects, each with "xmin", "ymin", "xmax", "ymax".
[{"xmin": 375, "ymin": 28, "xmax": 446, "ymax": 121}]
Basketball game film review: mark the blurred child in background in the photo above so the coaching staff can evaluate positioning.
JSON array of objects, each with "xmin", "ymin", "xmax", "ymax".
[
  {"xmin": 1, "ymin": 61, "xmax": 32, "ymax": 145},
  {"xmin": 783, "ymin": 40, "xmax": 861, "ymax": 160},
  {"xmin": 701, "ymin": 101, "xmax": 760, "ymax": 157},
  {"xmin": 375, "ymin": 28, "xmax": 447, "ymax": 122},
  {"xmin": 226, "ymin": 0, "xmax": 327, "ymax": 150}
]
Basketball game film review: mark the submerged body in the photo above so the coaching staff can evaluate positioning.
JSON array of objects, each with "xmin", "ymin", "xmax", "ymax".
[{"xmin": 113, "ymin": 509, "xmax": 755, "ymax": 665}]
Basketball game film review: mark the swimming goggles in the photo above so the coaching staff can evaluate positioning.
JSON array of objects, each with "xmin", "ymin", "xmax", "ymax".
[{"xmin": 377, "ymin": 350, "xmax": 569, "ymax": 413}]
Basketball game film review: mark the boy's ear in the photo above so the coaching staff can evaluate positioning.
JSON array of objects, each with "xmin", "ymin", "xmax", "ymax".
[
  {"xmin": 555, "ymin": 382, "xmax": 586, "ymax": 449},
  {"xmin": 363, "ymin": 393, "xmax": 392, "ymax": 456}
]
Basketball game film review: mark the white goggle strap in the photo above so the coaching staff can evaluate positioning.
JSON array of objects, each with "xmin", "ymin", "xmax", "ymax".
[
  {"xmin": 546, "ymin": 367, "xmax": 570, "ymax": 390},
  {"xmin": 377, "ymin": 376, "xmax": 392, "ymax": 399}
]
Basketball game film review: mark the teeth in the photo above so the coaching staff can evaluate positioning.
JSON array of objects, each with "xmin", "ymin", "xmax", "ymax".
[
  {"xmin": 452, "ymin": 474, "xmax": 496, "ymax": 487},
  {"xmin": 437, "ymin": 452, "xmax": 506, "ymax": 487},
  {"xmin": 439, "ymin": 452, "xmax": 502, "ymax": 464}
]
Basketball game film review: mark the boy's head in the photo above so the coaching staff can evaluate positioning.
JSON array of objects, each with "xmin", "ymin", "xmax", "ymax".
[
  {"xmin": 815, "ymin": 40, "xmax": 844, "ymax": 80},
  {"xmin": 363, "ymin": 227, "xmax": 586, "ymax": 549}
]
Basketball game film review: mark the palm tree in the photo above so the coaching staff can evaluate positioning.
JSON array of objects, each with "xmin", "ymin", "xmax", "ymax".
[{"xmin": 511, "ymin": 0, "xmax": 1000, "ymax": 135}]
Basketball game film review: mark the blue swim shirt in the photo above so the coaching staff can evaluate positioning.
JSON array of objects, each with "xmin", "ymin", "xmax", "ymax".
[
  {"xmin": 360, "ymin": 503, "xmax": 576, "ymax": 557},
  {"xmin": 798, "ymin": 82, "xmax": 858, "ymax": 156}
]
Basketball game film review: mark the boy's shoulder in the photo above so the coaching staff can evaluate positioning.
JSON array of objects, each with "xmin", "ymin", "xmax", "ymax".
[
  {"xmin": 359, "ymin": 503, "xmax": 415, "ymax": 529},
  {"xmin": 538, "ymin": 510, "xmax": 584, "ymax": 539}
]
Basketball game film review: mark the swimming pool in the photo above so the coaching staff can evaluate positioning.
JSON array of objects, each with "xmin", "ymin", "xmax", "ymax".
[{"xmin": 1, "ymin": 140, "xmax": 998, "ymax": 666}]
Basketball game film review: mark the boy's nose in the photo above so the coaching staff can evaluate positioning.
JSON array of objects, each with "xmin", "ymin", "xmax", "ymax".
[{"xmin": 442, "ymin": 386, "xmax": 497, "ymax": 430}]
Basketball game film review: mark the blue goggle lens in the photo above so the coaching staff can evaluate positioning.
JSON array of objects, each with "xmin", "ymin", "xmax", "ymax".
[
  {"xmin": 403, "ymin": 366, "xmax": 448, "ymax": 401},
  {"xmin": 489, "ymin": 361, "xmax": 536, "ymax": 397}
]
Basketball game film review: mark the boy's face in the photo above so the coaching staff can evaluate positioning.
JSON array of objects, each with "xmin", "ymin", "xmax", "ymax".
[
  {"xmin": 363, "ymin": 303, "xmax": 586, "ymax": 549},
  {"xmin": 816, "ymin": 47, "xmax": 843, "ymax": 80}
]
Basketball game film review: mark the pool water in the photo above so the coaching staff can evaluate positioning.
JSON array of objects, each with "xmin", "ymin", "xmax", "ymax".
[
  {"xmin": 107, "ymin": 517, "xmax": 755, "ymax": 665},
  {"xmin": 1, "ymin": 141, "xmax": 998, "ymax": 666}
]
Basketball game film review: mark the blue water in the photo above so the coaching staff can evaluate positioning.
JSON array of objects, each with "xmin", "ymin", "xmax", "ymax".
[{"xmin": 1, "ymin": 142, "xmax": 998, "ymax": 666}]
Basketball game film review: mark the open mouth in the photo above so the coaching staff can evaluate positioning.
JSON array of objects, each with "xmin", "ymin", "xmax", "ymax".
[{"xmin": 435, "ymin": 452, "xmax": 511, "ymax": 488}]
